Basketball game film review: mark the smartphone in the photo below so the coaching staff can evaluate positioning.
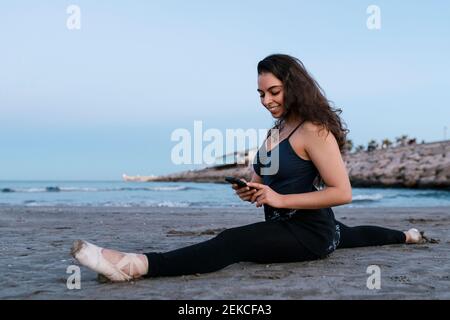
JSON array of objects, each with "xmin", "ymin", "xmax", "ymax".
[{"xmin": 224, "ymin": 176, "xmax": 248, "ymax": 188}]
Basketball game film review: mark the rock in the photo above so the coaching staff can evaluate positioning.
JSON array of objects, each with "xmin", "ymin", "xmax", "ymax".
[
  {"xmin": 126, "ymin": 140, "xmax": 450, "ymax": 189},
  {"xmin": 346, "ymin": 141, "xmax": 449, "ymax": 189},
  {"xmin": 45, "ymin": 186, "xmax": 61, "ymax": 192}
]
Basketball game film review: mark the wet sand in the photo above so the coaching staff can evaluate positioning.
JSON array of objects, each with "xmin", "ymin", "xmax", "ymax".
[{"xmin": 0, "ymin": 205, "xmax": 449, "ymax": 300}]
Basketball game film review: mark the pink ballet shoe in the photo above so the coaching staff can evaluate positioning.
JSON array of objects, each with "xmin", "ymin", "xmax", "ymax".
[
  {"xmin": 71, "ymin": 240, "xmax": 148, "ymax": 282},
  {"xmin": 405, "ymin": 228, "xmax": 423, "ymax": 244}
]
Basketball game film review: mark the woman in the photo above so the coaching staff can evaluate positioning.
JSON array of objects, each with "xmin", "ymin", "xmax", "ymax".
[{"xmin": 71, "ymin": 54, "xmax": 423, "ymax": 282}]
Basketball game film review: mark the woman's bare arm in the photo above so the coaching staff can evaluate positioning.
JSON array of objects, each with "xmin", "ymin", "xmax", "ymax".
[{"xmin": 281, "ymin": 122, "xmax": 352, "ymax": 209}]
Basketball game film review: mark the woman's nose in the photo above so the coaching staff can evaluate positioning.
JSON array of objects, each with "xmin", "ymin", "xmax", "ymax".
[{"xmin": 263, "ymin": 95, "xmax": 273, "ymax": 106}]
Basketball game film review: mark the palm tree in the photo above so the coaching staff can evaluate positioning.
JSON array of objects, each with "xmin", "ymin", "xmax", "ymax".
[
  {"xmin": 407, "ymin": 137, "xmax": 417, "ymax": 145},
  {"xmin": 381, "ymin": 138, "xmax": 392, "ymax": 149},
  {"xmin": 395, "ymin": 135, "xmax": 409, "ymax": 147},
  {"xmin": 345, "ymin": 139, "xmax": 354, "ymax": 153},
  {"xmin": 367, "ymin": 139, "xmax": 379, "ymax": 152}
]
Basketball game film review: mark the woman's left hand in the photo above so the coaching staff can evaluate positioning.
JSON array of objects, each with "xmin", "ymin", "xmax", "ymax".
[{"xmin": 246, "ymin": 182, "xmax": 285, "ymax": 208}]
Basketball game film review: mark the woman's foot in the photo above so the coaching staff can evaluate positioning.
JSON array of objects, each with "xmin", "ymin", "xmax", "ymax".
[
  {"xmin": 71, "ymin": 240, "xmax": 149, "ymax": 282},
  {"xmin": 403, "ymin": 228, "xmax": 423, "ymax": 244}
]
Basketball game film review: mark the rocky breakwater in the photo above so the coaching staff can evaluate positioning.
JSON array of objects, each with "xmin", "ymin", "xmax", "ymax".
[
  {"xmin": 138, "ymin": 163, "xmax": 253, "ymax": 184},
  {"xmin": 131, "ymin": 140, "xmax": 449, "ymax": 189},
  {"xmin": 345, "ymin": 140, "xmax": 449, "ymax": 189}
]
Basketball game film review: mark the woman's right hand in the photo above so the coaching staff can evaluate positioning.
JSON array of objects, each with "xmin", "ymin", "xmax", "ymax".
[{"xmin": 232, "ymin": 179, "xmax": 257, "ymax": 202}]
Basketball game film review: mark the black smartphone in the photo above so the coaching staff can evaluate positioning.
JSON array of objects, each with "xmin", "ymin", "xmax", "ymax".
[{"xmin": 225, "ymin": 176, "xmax": 248, "ymax": 188}]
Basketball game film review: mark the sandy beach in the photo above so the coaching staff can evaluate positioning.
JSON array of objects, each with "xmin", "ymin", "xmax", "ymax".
[{"xmin": 0, "ymin": 205, "xmax": 449, "ymax": 300}]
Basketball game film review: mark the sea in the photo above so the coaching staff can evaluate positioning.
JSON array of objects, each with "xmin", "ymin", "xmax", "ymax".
[{"xmin": 1, "ymin": 181, "xmax": 449, "ymax": 208}]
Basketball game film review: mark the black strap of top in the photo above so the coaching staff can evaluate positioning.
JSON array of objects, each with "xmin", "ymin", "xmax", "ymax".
[
  {"xmin": 286, "ymin": 121, "xmax": 304, "ymax": 139},
  {"xmin": 267, "ymin": 120, "xmax": 304, "ymax": 139}
]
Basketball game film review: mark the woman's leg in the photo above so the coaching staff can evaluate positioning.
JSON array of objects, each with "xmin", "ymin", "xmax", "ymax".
[
  {"xmin": 335, "ymin": 220, "xmax": 407, "ymax": 249},
  {"xmin": 71, "ymin": 239, "xmax": 149, "ymax": 282},
  {"xmin": 72, "ymin": 220, "xmax": 318, "ymax": 281},
  {"xmin": 144, "ymin": 220, "xmax": 319, "ymax": 278}
]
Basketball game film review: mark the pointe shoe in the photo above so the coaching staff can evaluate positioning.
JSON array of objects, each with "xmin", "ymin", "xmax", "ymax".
[
  {"xmin": 71, "ymin": 240, "xmax": 148, "ymax": 282},
  {"xmin": 405, "ymin": 228, "xmax": 423, "ymax": 244}
]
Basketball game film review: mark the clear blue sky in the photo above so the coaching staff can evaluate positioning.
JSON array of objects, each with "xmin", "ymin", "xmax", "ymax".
[{"xmin": 1, "ymin": 0, "xmax": 449, "ymax": 180}]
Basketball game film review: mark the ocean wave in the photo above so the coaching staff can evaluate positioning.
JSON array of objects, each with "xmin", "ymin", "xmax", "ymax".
[
  {"xmin": 8, "ymin": 188, "xmax": 51, "ymax": 193},
  {"xmin": 97, "ymin": 200, "xmax": 191, "ymax": 208},
  {"xmin": 117, "ymin": 186, "xmax": 190, "ymax": 192},
  {"xmin": 147, "ymin": 186, "xmax": 189, "ymax": 191},
  {"xmin": 17, "ymin": 188, "xmax": 47, "ymax": 193},
  {"xmin": 384, "ymin": 191, "xmax": 450, "ymax": 199},
  {"xmin": 3, "ymin": 185, "xmax": 191, "ymax": 193},
  {"xmin": 154, "ymin": 201, "xmax": 191, "ymax": 207},
  {"xmin": 351, "ymin": 194, "xmax": 384, "ymax": 202},
  {"xmin": 20, "ymin": 200, "xmax": 192, "ymax": 208},
  {"xmin": 23, "ymin": 200, "xmax": 46, "ymax": 206},
  {"xmin": 59, "ymin": 187, "xmax": 99, "ymax": 192}
]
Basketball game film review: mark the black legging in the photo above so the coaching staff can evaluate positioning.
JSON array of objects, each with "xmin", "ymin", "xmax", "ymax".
[
  {"xmin": 143, "ymin": 220, "xmax": 406, "ymax": 278},
  {"xmin": 335, "ymin": 221, "xmax": 406, "ymax": 249}
]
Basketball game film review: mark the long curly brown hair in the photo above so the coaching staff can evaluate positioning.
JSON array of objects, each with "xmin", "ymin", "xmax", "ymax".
[{"xmin": 257, "ymin": 54, "xmax": 349, "ymax": 154}]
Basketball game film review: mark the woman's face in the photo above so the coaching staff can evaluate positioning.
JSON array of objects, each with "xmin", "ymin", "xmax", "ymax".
[{"xmin": 257, "ymin": 72, "xmax": 285, "ymax": 118}]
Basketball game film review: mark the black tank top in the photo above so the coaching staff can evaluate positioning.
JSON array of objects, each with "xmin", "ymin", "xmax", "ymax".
[{"xmin": 252, "ymin": 122, "xmax": 340, "ymax": 257}]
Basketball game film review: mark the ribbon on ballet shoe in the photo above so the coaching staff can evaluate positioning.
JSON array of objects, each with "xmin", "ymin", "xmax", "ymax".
[
  {"xmin": 115, "ymin": 253, "xmax": 148, "ymax": 279},
  {"xmin": 72, "ymin": 240, "xmax": 134, "ymax": 282}
]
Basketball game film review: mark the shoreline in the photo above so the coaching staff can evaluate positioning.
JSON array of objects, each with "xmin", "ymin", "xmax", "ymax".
[{"xmin": 0, "ymin": 205, "xmax": 449, "ymax": 299}]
